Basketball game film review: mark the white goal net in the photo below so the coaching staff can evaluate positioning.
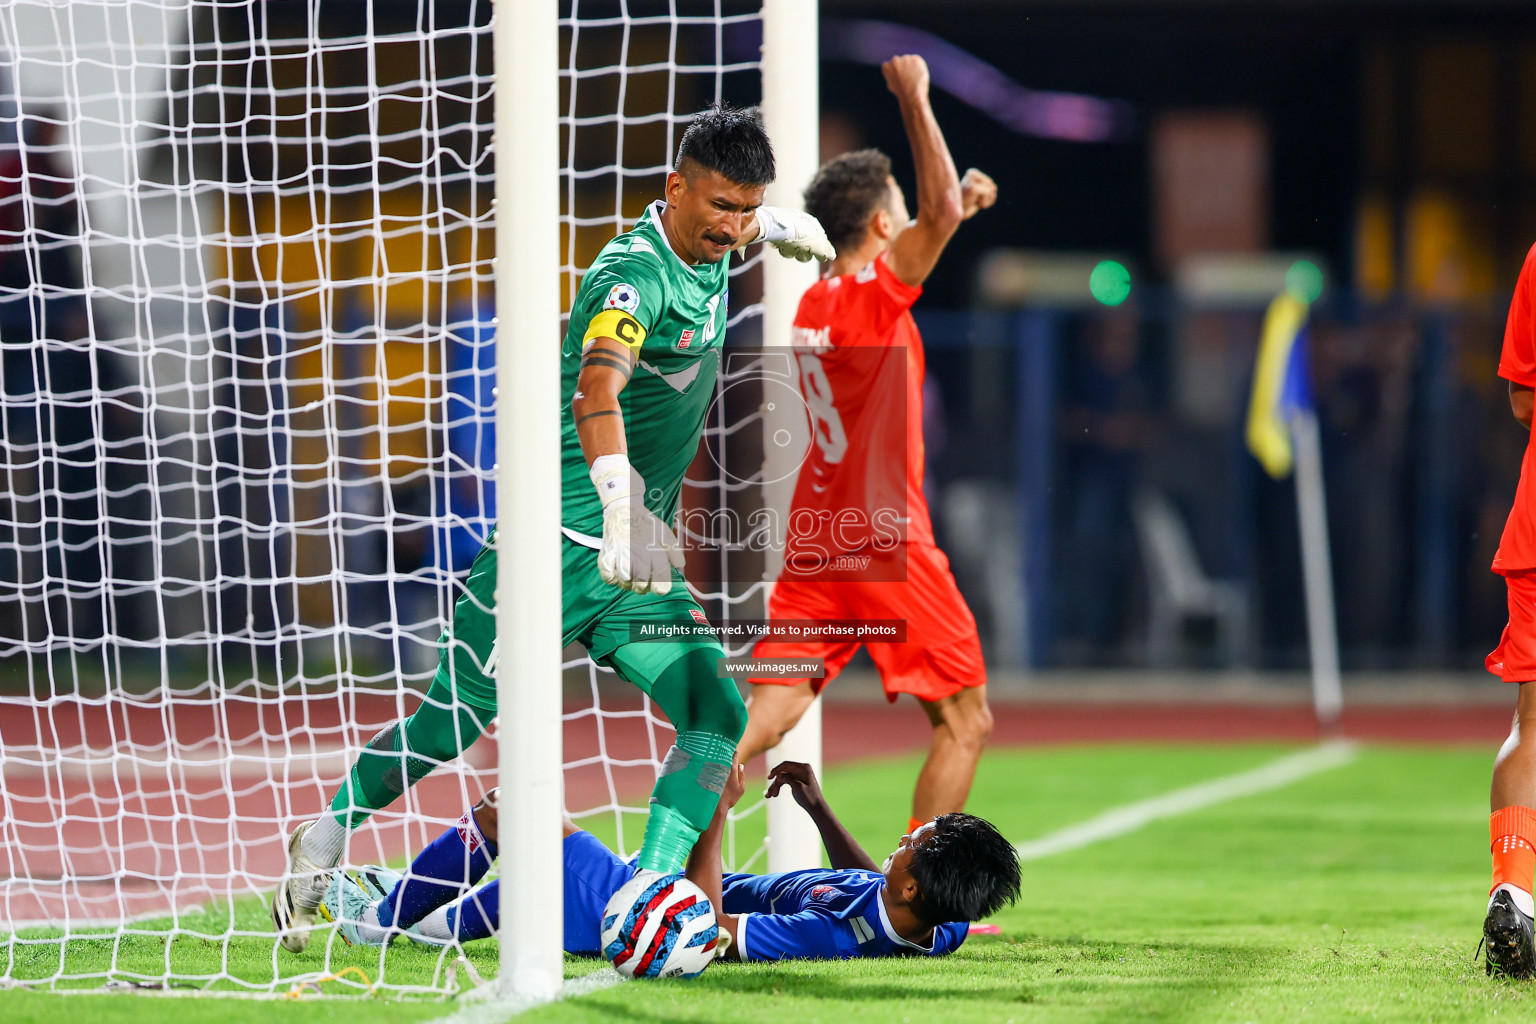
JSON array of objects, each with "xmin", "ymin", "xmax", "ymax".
[{"xmin": 0, "ymin": 0, "xmax": 784, "ymax": 998}]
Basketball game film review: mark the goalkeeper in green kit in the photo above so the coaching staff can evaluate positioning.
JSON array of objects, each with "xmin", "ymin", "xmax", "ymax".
[{"xmin": 273, "ymin": 105, "xmax": 835, "ymax": 953}]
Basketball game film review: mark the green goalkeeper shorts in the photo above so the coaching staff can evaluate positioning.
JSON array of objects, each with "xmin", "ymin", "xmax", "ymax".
[{"xmin": 432, "ymin": 530, "xmax": 725, "ymax": 712}]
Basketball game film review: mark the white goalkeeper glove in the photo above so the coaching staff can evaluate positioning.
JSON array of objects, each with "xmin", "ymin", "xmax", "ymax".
[
  {"xmin": 754, "ymin": 206, "xmax": 836, "ymax": 263},
  {"xmin": 590, "ymin": 453, "xmax": 685, "ymax": 596}
]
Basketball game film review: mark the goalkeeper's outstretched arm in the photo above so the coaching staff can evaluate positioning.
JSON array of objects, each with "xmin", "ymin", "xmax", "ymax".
[{"xmin": 736, "ymin": 206, "xmax": 837, "ymax": 263}]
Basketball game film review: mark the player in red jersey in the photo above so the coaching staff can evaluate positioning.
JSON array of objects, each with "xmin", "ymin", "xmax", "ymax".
[
  {"xmin": 1484, "ymin": 241, "xmax": 1536, "ymax": 978},
  {"xmin": 738, "ymin": 55, "xmax": 998, "ymax": 833}
]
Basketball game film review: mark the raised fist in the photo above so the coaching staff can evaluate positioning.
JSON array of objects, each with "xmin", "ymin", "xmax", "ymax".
[
  {"xmin": 960, "ymin": 168, "xmax": 998, "ymax": 220},
  {"xmin": 881, "ymin": 54, "xmax": 930, "ymax": 102}
]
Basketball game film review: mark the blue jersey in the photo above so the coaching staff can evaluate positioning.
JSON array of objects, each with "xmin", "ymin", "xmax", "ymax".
[
  {"xmin": 560, "ymin": 831, "xmax": 968, "ymax": 962},
  {"xmin": 720, "ymin": 867, "xmax": 968, "ymax": 962}
]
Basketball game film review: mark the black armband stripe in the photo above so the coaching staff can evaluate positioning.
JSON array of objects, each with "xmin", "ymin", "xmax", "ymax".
[
  {"xmin": 576, "ymin": 409, "xmax": 621, "ymax": 425},
  {"xmin": 583, "ymin": 343, "xmax": 636, "ymax": 365},
  {"xmin": 581, "ymin": 354, "xmax": 635, "ymax": 375}
]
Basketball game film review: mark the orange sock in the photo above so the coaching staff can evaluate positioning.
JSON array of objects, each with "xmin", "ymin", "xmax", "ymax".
[
  {"xmin": 1491, "ymin": 806, "xmax": 1536, "ymax": 896},
  {"xmin": 907, "ymin": 816, "xmax": 926, "ymax": 835}
]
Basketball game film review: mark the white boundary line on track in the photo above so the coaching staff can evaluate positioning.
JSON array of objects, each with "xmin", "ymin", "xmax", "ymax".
[{"xmin": 1014, "ymin": 739, "xmax": 1360, "ymax": 862}]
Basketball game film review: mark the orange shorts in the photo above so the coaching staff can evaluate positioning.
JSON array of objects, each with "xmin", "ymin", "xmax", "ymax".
[
  {"xmin": 750, "ymin": 542, "xmax": 985, "ymax": 703},
  {"xmin": 1489, "ymin": 570, "xmax": 1536, "ymax": 682}
]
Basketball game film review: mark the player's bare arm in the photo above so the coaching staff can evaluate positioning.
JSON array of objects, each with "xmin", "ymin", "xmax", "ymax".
[
  {"xmin": 685, "ymin": 762, "xmax": 747, "ymax": 958},
  {"xmin": 882, "ymin": 54, "xmax": 967, "ymax": 288},
  {"xmin": 572, "ymin": 336, "xmax": 636, "ymax": 465},
  {"xmin": 1511, "ymin": 381, "xmax": 1533, "ymax": 430},
  {"xmin": 767, "ymin": 760, "xmax": 880, "ymax": 872},
  {"xmin": 575, "ymin": 325, "xmax": 682, "ymax": 595}
]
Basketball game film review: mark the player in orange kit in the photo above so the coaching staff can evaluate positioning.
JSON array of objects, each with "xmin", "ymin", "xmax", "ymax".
[
  {"xmin": 1484, "ymin": 241, "xmax": 1536, "ymax": 977},
  {"xmin": 739, "ymin": 54, "xmax": 998, "ymax": 834}
]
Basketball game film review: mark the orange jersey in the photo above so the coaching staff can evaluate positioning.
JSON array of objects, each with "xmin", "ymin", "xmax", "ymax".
[
  {"xmin": 782, "ymin": 255, "xmax": 932, "ymax": 580},
  {"xmin": 1496, "ymin": 243, "xmax": 1536, "ymax": 575}
]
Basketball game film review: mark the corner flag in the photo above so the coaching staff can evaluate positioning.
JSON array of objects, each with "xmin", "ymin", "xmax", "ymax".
[
  {"xmin": 1243, "ymin": 289, "xmax": 1341, "ymax": 731},
  {"xmin": 1245, "ymin": 292, "xmax": 1312, "ymax": 479}
]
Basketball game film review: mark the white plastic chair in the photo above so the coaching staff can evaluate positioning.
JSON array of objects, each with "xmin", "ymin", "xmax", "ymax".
[{"xmin": 1133, "ymin": 488, "xmax": 1249, "ymax": 667}]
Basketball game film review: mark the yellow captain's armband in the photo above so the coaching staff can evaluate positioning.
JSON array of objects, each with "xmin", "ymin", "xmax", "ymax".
[{"xmin": 583, "ymin": 309, "xmax": 647, "ymax": 356}]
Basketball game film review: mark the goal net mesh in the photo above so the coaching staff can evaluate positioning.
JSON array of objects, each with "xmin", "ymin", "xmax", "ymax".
[{"xmin": 0, "ymin": 0, "xmax": 771, "ymax": 996}]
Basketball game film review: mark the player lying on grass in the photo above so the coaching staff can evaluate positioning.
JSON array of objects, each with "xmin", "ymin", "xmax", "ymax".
[
  {"xmin": 740, "ymin": 53, "xmax": 999, "ymax": 837},
  {"xmin": 273, "ymin": 104, "xmax": 836, "ymax": 953},
  {"xmin": 321, "ymin": 760, "xmax": 1020, "ymax": 961}
]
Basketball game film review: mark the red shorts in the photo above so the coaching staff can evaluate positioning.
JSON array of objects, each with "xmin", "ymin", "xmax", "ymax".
[
  {"xmin": 1489, "ymin": 570, "xmax": 1536, "ymax": 682},
  {"xmin": 750, "ymin": 542, "xmax": 985, "ymax": 703}
]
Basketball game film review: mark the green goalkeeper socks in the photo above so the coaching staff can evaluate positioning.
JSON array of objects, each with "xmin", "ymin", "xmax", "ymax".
[
  {"xmin": 636, "ymin": 804, "xmax": 701, "ymax": 875},
  {"xmin": 328, "ymin": 678, "xmax": 495, "ymax": 829},
  {"xmin": 617, "ymin": 644, "xmax": 748, "ymax": 873},
  {"xmin": 587, "ymin": 643, "xmax": 751, "ymax": 873},
  {"xmin": 636, "ymin": 730, "xmax": 738, "ymax": 873}
]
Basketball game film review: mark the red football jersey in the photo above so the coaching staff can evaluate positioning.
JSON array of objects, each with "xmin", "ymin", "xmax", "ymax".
[
  {"xmin": 782, "ymin": 255, "xmax": 933, "ymax": 579},
  {"xmin": 1495, "ymin": 242, "xmax": 1536, "ymax": 574}
]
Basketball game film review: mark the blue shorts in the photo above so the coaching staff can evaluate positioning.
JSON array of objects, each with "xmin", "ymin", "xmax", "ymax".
[{"xmin": 564, "ymin": 830, "xmax": 638, "ymax": 956}]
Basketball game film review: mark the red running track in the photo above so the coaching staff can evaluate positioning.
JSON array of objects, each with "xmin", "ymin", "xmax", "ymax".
[
  {"xmin": 818, "ymin": 698, "xmax": 1516, "ymax": 754},
  {"xmin": 0, "ymin": 692, "xmax": 1509, "ymax": 927}
]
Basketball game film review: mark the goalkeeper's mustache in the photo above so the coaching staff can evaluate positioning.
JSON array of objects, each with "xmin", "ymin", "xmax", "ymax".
[{"xmin": 704, "ymin": 230, "xmax": 735, "ymax": 248}]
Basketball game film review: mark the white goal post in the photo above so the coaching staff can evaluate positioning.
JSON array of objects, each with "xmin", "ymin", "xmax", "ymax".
[
  {"xmin": 496, "ymin": 0, "xmax": 825, "ymax": 996},
  {"xmin": 0, "ymin": 0, "xmax": 821, "ymax": 1000},
  {"xmin": 759, "ymin": 0, "xmax": 824, "ymax": 877},
  {"xmin": 494, "ymin": 0, "xmax": 563, "ymax": 1001}
]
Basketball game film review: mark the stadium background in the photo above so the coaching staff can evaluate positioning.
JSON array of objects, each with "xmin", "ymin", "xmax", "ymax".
[
  {"xmin": 5, "ymin": 0, "xmax": 1535, "ymax": 675},
  {"xmin": 5, "ymin": 0, "xmax": 1536, "ymax": 1016}
]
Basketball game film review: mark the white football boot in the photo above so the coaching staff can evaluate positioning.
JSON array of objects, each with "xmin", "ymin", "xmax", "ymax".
[{"xmin": 270, "ymin": 820, "xmax": 332, "ymax": 953}]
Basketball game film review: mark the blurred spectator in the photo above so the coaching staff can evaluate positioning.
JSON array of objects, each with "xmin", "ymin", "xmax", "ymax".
[
  {"xmin": 0, "ymin": 111, "xmax": 86, "ymax": 342},
  {"xmin": 1311, "ymin": 314, "xmax": 1414, "ymax": 660},
  {"xmin": 922, "ymin": 375, "xmax": 947, "ymax": 510},
  {"xmin": 0, "ymin": 111, "xmax": 111, "ymax": 642},
  {"xmin": 373, "ymin": 299, "xmax": 498, "ymax": 674},
  {"xmin": 439, "ymin": 296, "xmax": 497, "ymax": 574},
  {"xmin": 1456, "ymin": 309, "xmax": 1524, "ymax": 663},
  {"xmin": 1057, "ymin": 307, "xmax": 1162, "ymax": 661}
]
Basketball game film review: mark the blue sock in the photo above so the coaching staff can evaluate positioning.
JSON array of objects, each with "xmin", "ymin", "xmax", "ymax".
[
  {"xmin": 384, "ymin": 806, "xmax": 498, "ymax": 928},
  {"xmin": 447, "ymin": 879, "xmax": 499, "ymax": 942}
]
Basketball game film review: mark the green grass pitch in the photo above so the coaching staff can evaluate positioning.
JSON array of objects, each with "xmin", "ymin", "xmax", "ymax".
[{"xmin": 3, "ymin": 743, "xmax": 1531, "ymax": 1022}]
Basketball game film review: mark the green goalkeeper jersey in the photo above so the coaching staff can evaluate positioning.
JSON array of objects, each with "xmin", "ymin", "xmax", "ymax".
[{"xmin": 560, "ymin": 200, "xmax": 730, "ymax": 543}]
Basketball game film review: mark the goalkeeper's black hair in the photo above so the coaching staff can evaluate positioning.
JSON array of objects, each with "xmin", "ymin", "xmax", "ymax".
[
  {"xmin": 675, "ymin": 104, "xmax": 775, "ymax": 188},
  {"xmin": 907, "ymin": 813, "xmax": 1021, "ymax": 927},
  {"xmin": 803, "ymin": 149, "xmax": 893, "ymax": 255}
]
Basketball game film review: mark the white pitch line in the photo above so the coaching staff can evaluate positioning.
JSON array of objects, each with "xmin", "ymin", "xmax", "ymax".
[
  {"xmin": 1014, "ymin": 740, "xmax": 1359, "ymax": 862},
  {"xmin": 426, "ymin": 742, "xmax": 1357, "ymax": 1020},
  {"xmin": 432, "ymin": 970, "xmax": 624, "ymax": 1024}
]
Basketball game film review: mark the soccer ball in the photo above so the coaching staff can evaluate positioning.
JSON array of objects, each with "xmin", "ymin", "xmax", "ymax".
[{"xmin": 600, "ymin": 871, "xmax": 720, "ymax": 979}]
